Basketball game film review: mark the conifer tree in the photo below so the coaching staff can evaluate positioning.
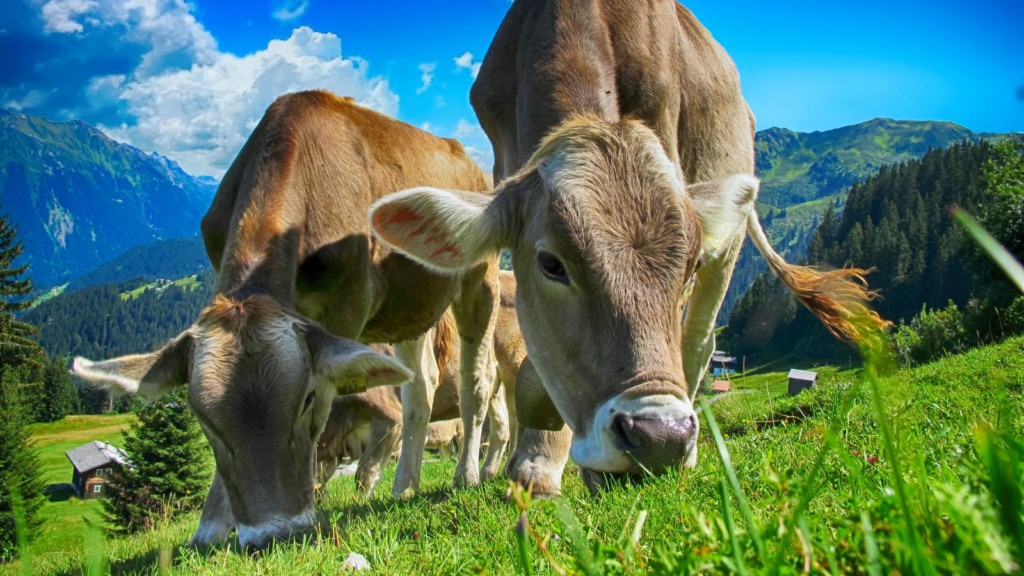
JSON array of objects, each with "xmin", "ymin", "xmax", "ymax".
[
  {"xmin": 0, "ymin": 213, "xmax": 41, "ymax": 377},
  {"xmin": 105, "ymin": 388, "xmax": 210, "ymax": 533},
  {"xmin": 0, "ymin": 210, "xmax": 44, "ymax": 560},
  {"xmin": 38, "ymin": 357, "xmax": 80, "ymax": 423},
  {"xmin": 0, "ymin": 376, "xmax": 43, "ymax": 561}
]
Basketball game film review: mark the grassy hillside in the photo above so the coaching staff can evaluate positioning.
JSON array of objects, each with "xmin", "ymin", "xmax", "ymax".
[
  {"xmin": 19, "ymin": 415, "xmax": 135, "ymax": 573},
  {"xmin": 7, "ymin": 338, "xmax": 1022, "ymax": 574},
  {"xmin": 755, "ymin": 118, "xmax": 984, "ymax": 208}
]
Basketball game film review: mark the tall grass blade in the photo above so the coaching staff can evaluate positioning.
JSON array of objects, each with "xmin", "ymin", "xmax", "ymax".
[
  {"xmin": 859, "ymin": 511, "xmax": 882, "ymax": 576},
  {"xmin": 977, "ymin": 425, "xmax": 1024, "ymax": 559},
  {"xmin": 719, "ymin": 479, "xmax": 748, "ymax": 576},
  {"xmin": 861, "ymin": 352, "xmax": 934, "ymax": 575},
  {"xmin": 556, "ymin": 502, "xmax": 600, "ymax": 576},
  {"xmin": 953, "ymin": 207, "xmax": 1024, "ymax": 292},
  {"xmin": 700, "ymin": 396, "xmax": 765, "ymax": 558},
  {"xmin": 515, "ymin": 512, "xmax": 535, "ymax": 576}
]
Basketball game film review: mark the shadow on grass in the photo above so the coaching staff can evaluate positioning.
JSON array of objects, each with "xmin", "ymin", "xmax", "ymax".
[{"xmin": 44, "ymin": 483, "xmax": 74, "ymax": 502}]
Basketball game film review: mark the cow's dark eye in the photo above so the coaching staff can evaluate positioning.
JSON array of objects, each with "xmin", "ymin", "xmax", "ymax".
[
  {"xmin": 537, "ymin": 251, "xmax": 569, "ymax": 285},
  {"xmin": 302, "ymin": 391, "xmax": 315, "ymax": 413}
]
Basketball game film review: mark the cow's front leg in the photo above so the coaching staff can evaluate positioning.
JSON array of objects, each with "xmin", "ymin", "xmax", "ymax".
[
  {"xmin": 681, "ymin": 233, "xmax": 744, "ymax": 468},
  {"xmin": 504, "ymin": 426, "xmax": 572, "ymax": 497},
  {"xmin": 452, "ymin": 262, "xmax": 500, "ymax": 488},
  {"xmin": 392, "ymin": 333, "xmax": 438, "ymax": 497},
  {"xmin": 188, "ymin": 473, "xmax": 236, "ymax": 547}
]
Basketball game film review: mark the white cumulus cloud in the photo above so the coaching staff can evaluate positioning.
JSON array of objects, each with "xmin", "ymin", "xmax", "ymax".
[
  {"xmin": 453, "ymin": 118, "xmax": 481, "ymax": 138},
  {"xmin": 453, "ymin": 51, "xmax": 481, "ymax": 79},
  {"xmin": 416, "ymin": 62, "xmax": 435, "ymax": 95},
  {"xmin": 271, "ymin": 0, "xmax": 309, "ymax": 22},
  {"xmin": 41, "ymin": 0, "xmax": 97, "ymax": 33},
  {"xmin": 102, "ymin": 26, "xmax": 399, "ymax": 178},
  {"xmin": 39, "ymin": 0, "xmax": 218, "ymax": 77}
]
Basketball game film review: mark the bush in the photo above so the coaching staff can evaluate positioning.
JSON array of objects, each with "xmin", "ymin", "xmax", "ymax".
[{"xmin": 893, "ymin": 301, "xmax": 968, "ymax": 366}]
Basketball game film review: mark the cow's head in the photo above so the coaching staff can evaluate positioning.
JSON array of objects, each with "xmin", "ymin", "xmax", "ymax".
[
  {"xmin": 370, "ymin": 118, "xmax": 756, "ymax": 478},
  {"xmin": 73, "ymin": 294, "xmax": 410, "ymax": 549}
]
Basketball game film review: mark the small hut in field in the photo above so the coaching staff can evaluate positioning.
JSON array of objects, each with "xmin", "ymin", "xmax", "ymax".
[
  {"xmin": 66, "ymin": 441, "xmax": 130, "ymax": 499},
  {"xmin": 711, "ymin": 380, "xmax": 733, "ymax": 394},
  {"xmin": 787, "ymin": 369, "xmax": 818, "ymax": 396}
]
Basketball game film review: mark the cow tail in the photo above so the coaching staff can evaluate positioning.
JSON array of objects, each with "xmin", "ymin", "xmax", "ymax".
[{"xmin": 745, "ymin": 213, "xmax": 891, "ymax": 344}]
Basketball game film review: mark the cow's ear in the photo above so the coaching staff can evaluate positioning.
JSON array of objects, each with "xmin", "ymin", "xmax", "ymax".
[
  {"xmin": 73, "ymin": 332, "xmax": 194, "ymax": 400},
  {"xmin": 369, "ymin": 176, "xmax": 526, "ymax": 273},
  {"xmin": 687, "ymin": 174, "xmax": 759, "ymax": 259},
  {"xmin": 303, "ymin": 323, "xmax": 412, "ymax": 394}
]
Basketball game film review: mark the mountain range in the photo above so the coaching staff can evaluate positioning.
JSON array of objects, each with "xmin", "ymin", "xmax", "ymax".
[
  {"xmin": 0, "ymin": 109, "xmax": 1008, "ymax": 329},
  {"xmin": 0, "ymin": 109, "xmax": 216, "ymax": 288}
]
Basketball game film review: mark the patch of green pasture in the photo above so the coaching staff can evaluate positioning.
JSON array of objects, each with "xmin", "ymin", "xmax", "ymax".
[
  {"xmin": 120, "ymin": 275, "xmax": 201, "ymax": 301},
  {"xmin": 13, "ymin": 414, "xmax": 134, "ymax": 575},
  {"xmin": 7, "ymin": 337, "xmax": 1024, "ymax": 574}
]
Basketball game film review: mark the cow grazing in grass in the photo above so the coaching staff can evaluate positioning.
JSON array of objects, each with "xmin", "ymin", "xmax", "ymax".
[
  {"xmin": 73, "ymin": 90, "xmax": 500, "ymax": 549},
  {"xmin": 315, "ymin": 306, "xmax": 517, "ymax": 493},
  {"xmin": 370, "ymin": 0, "xmax": 886, "ymax": 495}
]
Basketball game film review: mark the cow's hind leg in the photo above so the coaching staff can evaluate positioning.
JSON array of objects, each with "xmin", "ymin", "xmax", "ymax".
[
  {"xmin": 452, "ymin": 262, "xmax": 500, "ymax": 488},
  {"xmin": 481, "ymin": 374, "xmax": 510, "ymax": 481},
  {"xmin": 392, "ymin": 333, "xmax": 439, "ymax": 497}
]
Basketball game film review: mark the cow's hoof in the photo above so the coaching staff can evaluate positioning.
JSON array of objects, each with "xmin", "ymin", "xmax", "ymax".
[
  {"xmin": 453, "ymin": 471, "xmax": 481, "ymax": 489},
  {"xmin": 481, "ymin": 460, "xmax": 504, "ymax": 483},
  {"xmin": 505, "ymin": 459, "xmax": 562, "ymax": 498}
]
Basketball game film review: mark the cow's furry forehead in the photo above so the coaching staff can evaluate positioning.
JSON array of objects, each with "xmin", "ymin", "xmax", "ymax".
[
  {"xmin": 191, "ymin": 294, "xmax": 307, "ymax": 404},
  {"xmin": 529, "ymin": 117, "xmax": 703, "ymax": 289}
]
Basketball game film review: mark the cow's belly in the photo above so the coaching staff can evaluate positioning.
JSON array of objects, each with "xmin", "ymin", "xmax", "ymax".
[{"xmin": 359, "ymin": 253, "xmax": 460, "ymax": 344}]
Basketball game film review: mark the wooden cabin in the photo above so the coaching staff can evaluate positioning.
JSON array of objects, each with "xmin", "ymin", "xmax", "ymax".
[{"xmin": 66, "ymin": 441, "xmax": 130, "ymax": 499}]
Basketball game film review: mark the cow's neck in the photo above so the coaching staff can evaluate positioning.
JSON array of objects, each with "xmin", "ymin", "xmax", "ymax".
[
  {"xmin": 536, "ymin": 0, "xmax": 620, "ymax": 127},
  {"xmin": 215, "ymin": 203, "xmax": 302, "ymax": 305}
]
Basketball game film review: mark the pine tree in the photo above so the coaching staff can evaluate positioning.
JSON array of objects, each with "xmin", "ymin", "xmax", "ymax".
[
  {"xmin": 0, "ymin": 370, "xmax": 43, "ymax": 561},
  {"xmin": 0, "ymin": 213, "xmax": 40, "ymax": 373},
  {"xmin": 105, "ymin": 388, "xmax": 211, "ymax": 533},
  {"xmin": 38, "ymin": 357, "xmax": 80, "ymax": 423},
  {"xmin": 0, "ymin": 210, "xmax": 44, "ymax": 560}
]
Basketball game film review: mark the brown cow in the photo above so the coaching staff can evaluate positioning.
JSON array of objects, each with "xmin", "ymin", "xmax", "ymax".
[
  {"xmin": 317, "ymin": 271, "xmax": 526, "ymax": 493},
  {"xmin": 72, "ymin": 90, "xmax": 500, "ymax": 549},
  {"xmin": 370, "ymin": 1, "xmax": 885, "ymax": 495},
  {"xmin": 315, "ymin": 309, "xmax": 512, "ymax": 494}
]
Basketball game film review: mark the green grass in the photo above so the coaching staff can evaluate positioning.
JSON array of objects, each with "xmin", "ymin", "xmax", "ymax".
[
  {"xmin": 17, "ymin": 415, "xmax": 135, "ymax": 575},
  {"xmin": 31, "ymin": 284, "xmax": 68, "ymax": 307},
  {"xmin": 6, "ymin": 338, "xmax": 1023, "ymax": 574}
]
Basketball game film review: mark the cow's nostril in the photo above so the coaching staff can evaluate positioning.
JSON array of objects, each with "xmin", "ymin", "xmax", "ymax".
[
  {"xmin": 609, "ymin": 413, "xmax": 696, "ymax": 472},
  {"xmin": 611, "ymin": 413, "xmax": 644, "ymax": 450}
]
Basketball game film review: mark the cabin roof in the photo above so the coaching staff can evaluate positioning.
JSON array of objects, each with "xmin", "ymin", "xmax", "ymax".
[
  {"xmin": 66, "ymin": 441, "xmax": 130, "ymax": 474},
  {"xmin": 787, "ymin": 369, "xmax": 818, "ymax": 382}
]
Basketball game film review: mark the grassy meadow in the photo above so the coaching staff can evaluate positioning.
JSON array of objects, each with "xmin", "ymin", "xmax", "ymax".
[{"xmin": 6, "ymin": 337, "xmax": 1023, "ymax": 575}]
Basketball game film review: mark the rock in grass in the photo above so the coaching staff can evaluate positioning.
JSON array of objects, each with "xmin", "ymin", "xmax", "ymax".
[{"xmin": 342, "ymin": 552, "xmax": 370, "ymax": 571}]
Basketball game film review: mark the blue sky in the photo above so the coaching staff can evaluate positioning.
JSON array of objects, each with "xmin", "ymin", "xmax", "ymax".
[{"xmin": 1, "ymin": 0, "xmax": 1021, "ymax": 178}]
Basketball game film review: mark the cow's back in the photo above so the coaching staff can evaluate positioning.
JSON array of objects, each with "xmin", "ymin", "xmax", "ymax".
[
  {"xmin": 471, "ymin": 0, "xmax": 754, "ymax": 185},
  {"xmin": 201, "ymin": 90, "xmax": 491, "ymax": 341}
]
